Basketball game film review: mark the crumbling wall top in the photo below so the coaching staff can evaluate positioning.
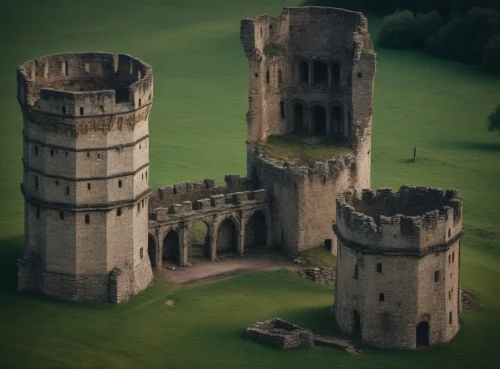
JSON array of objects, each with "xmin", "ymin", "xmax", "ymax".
[
  {"xmin": 335, "ymin": 186, "xmax": 463, "ymax": 252},
  {"xmin": 17, "ymin": 52, "xmax": 153, "ymax": 113}
]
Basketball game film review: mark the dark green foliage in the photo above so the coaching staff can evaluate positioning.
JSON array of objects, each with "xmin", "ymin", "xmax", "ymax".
[
  {"xmin": 452, "ymin": 0, "xmax": 500, "ymax": 14},
  {"xmin": 263, "ymin": 43, "xmax": 285, "ymax": 58},
  {"xmin": 483, "ymin": 34, "xmax": 500, "ymax": 72},
  {"xmin": 426, "ymin": 8, "xmax": 500, "ymax": 64},
  {"xmin": 486, "ymin": 105, "xmax": 500, "ymax": 132},
  {"xmin": 378, "ymin": 10, "xmax": 443, "ymax": 48}
]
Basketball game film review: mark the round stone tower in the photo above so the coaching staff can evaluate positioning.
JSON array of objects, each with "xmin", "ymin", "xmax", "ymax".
[
  {"xmin": 333, "ymin": 186, "xmax": 463, "ymax": 349},
  {"xmin": 241, "ymin": 7, "xmax": 376, "ymax": 255},
  {"xmin": 17, "ymin": 52, "xmax": 154, "ymax": 303}
]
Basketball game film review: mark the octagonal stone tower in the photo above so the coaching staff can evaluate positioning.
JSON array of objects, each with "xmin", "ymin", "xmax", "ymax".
[
  {"xmin": 241, "ymin": 7, "xmax": 376, "ymax": 255},
  {"xmin": 17, "ymin": 52, "xmax": 154, "ymax": 303},
  {"xmin": 333, "ymin": 186, "xmax": 463, "ymax": 349}
]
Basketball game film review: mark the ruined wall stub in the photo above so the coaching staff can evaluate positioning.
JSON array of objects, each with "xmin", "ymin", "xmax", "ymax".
[
  {"xmin": 334, "ymin": 186, "xmax": 462, "ymax": 349},
  {"xmin": 17, "ymin": 52, "xmax": 154, "ymax": 303},
  {"xmin": 241, "ymin": 7, "xmax": 376, "ymax": 254}
]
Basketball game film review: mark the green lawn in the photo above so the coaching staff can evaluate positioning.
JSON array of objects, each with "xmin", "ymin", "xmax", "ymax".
[{"xmin": 1, "ymin": 1, "xmax": 500, "ymax": 368}]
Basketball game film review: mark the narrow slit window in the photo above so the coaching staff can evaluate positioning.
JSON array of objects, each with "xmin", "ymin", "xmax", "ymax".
[
  {"xmin": 50, "ymin": 149, "xmax": 54, "ymax": 156},
  {"xmin": 379, "ymin": 293, "xmax": 385, "ymax": 302},
  {"xmin": 117, "ymin": 208, "xmax": 122, "ymax": 216},
  {"xmin": 137, "ymin": 203, "xmax": 140, "ymax": 212},
  {"xmin": 59, "ymin": 211, "xmax": 64, "ymax": 220},
  {"xmin": 34, "ymin": 176, "xmax": 39, "ymax": 190},
  {"xmin": 35, "ymin": 146, "xmax": 39, "ymax": 156},
  {"xmin": 449, "ymin": 311, "xmax": 452, "ymax": 324},
  {"xmin": 376, "ymin": 263, "xmax": 382, "ymax": 273},
  {"xmin": 354, "ymin": 264, "xmax": 358, "ymax": 279},
  {"xmin": 138, "ymin": 98, "xmax": 141, "ymax": 107},
  {"xmin": 145, "ymin": 170, "xmax": 148, "ymax": 180},
  {"xmin": 62, "ymin": 106, "xmax": 66, "ymax": 114},
  {"xmin": 85, "ymin": 214, "xmax": 90, "ymax": 224},
  {"xmin": 266, "ymin": 71, "xmax": 270, "ymax": 84},
  {"xmin": 66, "ymin": 186, "xmax": 70, "ymax": 196},
  {"xmin": 118, "ymin": 180, "xmax": 122, "ymax": 188},
  {"xmin": 142, "ymin": 199, "xmax": 145, "ymax": 208},
  {"xmin": 278, "ymin": 70, "xmax": 282, "ymax": 85},
  {"xmin": 452, "ymin": 252, "xmax": 455, "ymax": 263},
  {"xmin": 87, "ymin": 183, "xmax": 91, "ymax": 190},
  {"xmin": 80, "ymin": 107, "xmax": 84, "ymax": 116},
  {"xmin": 280, "ymin": 101, "xmax": 285, "ymax": 120},
  {"xmin": 434, "ymin": 270, "xmax": 440, "ymax": 282},
  {"xmin": 140, "ymin": 247, "xmax": 144, "ymax": 259}
]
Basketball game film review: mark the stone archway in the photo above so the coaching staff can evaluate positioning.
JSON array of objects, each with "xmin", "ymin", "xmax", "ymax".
[
  {"xmin": 148, "ymin": 233, "xmax": 157, "ymax": 269},
  {"xmin": 312, "ymin": 105, "xmax": 326, "ymax": 135},
  {"xmin": 416, "ymin": 321, "xmax": 430, "ymax": 347},
  {"xmin": 188, "ymin": 221, "xmax": 211, "ymax": 260},
  {"xmin": 162, "ymin": 230, "xmax": 180, "ymax": 264},
  {"xmin": 245, "ymin": 211, "xmax": 267, "ymax": 249},
  {"xmin": 216, "ymin": 218, "xmax": 238, "ymax": 254}
]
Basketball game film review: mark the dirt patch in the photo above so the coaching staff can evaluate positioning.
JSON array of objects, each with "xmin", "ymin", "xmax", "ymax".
[
  {"xmin": 155, "ymin": 248, "xmax": 300, "ymax": 286},
  {"xmin": 164, "ymin": 299, "xmax": 175, "ymax": 306}
]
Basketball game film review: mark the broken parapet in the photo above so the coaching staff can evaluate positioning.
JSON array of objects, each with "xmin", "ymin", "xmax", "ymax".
[
  {"xmin": 152, "ymin": 189, "xmax": 268, "ymax": 221},
  {"xmin": 334, "ymin": 186, "xmax": 463, "ymax": 252},
  {"xmin": 245, "ymin": 318, "xmax": 314, "ymax": 349},
  {"xmin": 155, "ymin": 174, "xmax": 256, "ymax": 207}
]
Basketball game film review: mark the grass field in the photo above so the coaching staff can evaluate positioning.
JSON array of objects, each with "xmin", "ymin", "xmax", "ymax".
[{"xmin": 1, "ymin": 0, "xmax": 500, "ymax": 368}]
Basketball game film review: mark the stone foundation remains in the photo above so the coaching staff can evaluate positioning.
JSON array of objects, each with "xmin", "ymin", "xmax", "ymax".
[
  {"xmin": 295, "ymin": 267, "xmax": 335, "ymax": 285},
  {"xmin": 245, "ymin": 318, "xmax": 314, "ymax": 349}
]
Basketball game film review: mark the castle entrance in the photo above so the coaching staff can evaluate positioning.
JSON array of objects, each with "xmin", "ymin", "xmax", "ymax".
[
  {"xmin": 331, "ymin": 105, "xmax": 343, "ymax": 138},
  {"xmin": 148, "ymin": 233, "xmax": 157, "ymax": 269},
  {"xmin": 216, "ymin": 218, "xmax": 238, "ymax": 254},
  {"xmin": 416, "ymin": 321, "xmax": 430, "ymax": 347},
  {"xmin": 294, "ymin": 103, "xmax": 304, "ymax": 133},
  {"xmin": 245, "ymin": 211, "xmax": 267, "ymax": 249},
  {"xmin": 353, "ymin": 310, "xmax": 361, "ymax": 338},
  {"xmin": 188, "ymin": 221, "xmax": 210, "ymax": 260},
  {"xmin": 313, "ymin": 105, "xmax": 326, "ymax": 135},
  {"xmin": 162, "ymin": 230, "xmax": 180, "ymax": 264}
]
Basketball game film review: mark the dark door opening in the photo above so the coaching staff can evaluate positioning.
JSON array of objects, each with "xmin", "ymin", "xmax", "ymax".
[
  {"xmin": 353, "ymin": 310, "xmax": 361, "ymax": 338},
  {"xmin": 313, "ymin": 106, "xmax": 326, "ymax": 135},
  {"xmin": 294, "ymin": 103, "xmax": 304, "ymax": 134},
  {"xmin": 162, "ymin": 230, "xmax": 180, "ymax": 264},
  {"xmin": 416, "ymin": 321, "xmax": 430, "ymax": 347},
  {"xmin": 148, "ymin": 234, "xmax": 157, "ymax": 269}
]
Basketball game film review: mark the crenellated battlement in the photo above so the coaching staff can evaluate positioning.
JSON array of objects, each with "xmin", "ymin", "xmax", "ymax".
[
  {"xmin": 149, "ymin": 174, "xmax": 256, "ymax": 210},
  {"xmin": 151, "ymin": 189, "xmax": 268, "ymax": 222},
  {"xmin": 335, "ymin": 186, "xmax": 463, "ymax": 252},
  {"xmin": 17, "ymin": 52, "xmax": 153, "ymax": 115}
]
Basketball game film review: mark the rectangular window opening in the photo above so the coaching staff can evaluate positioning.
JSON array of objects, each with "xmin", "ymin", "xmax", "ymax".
[
  {"xmin": 80, "ymin": 107, "xmax": 84, "ymax": 116},
  {"xmin": 376, "ymin": 263, "xmax": 382, "ymax": 273},
  {"xmin": 59, "ymin": 211, "xmax": 64, "ymax": 220},
  {"xmin": 66, "ymin": 186, "xmax": 70, "ymax": 196},
  {"xmin": 117, "ymin": 207, "xmax": 122, "ymax": 216},
  {"xmin": 434, "ymin": 270, "xmax": 440, "ymax": 282},
  {"xmin": 379, "ymin": 293, "xmax": 385, "ymax": 302},
  {"xmin": 87, "ymin": 183, "xmax": 91, "ymax": 190},
  {"xmin": 354, "ymin": 264, "xmax": 358, "ymax": 280}
]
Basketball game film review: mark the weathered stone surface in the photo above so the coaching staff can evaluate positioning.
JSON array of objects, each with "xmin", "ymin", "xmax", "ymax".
[
  {"xmin": 295, "ymin": 267, "xmax": 335, "ymax": 285},
  {"xmin": 334, "ymin": 186, "xmax": 463, "ymax": 349},
  {"xmin": 245, "ymin": 318, "xmax": 314, "ymax": 349},
  {"xmin": 17, "ymin": 52, "xmax": 154, "ymax": 303}
]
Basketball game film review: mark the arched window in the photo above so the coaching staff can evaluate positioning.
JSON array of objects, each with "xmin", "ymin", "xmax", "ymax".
[
  {"xmin": 312, "ymin": 106, "xmax": 326, "ymax": 135},
  {"xmin": 280, "ymin": 101, "xmax": 285, "ymax": 120},
  {"xmin": 293, "ymin": 103, "xmax": 304, "ymax": 134},
  {"xmin": 313, "ymin": 61, "xmax": 328, "ymax": 87},
  {"xmin": 298, "ymin": 61, "xmax": 309, "ymax": 85},
  {"xmin": 331, "ymin": 105, "xmax": 343, "ymax": 137}
]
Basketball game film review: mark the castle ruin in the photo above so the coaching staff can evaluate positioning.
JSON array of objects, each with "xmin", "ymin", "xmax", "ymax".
[{"xmin": 15, "ymin": 6, "xmax": 461, "ymax": 349}]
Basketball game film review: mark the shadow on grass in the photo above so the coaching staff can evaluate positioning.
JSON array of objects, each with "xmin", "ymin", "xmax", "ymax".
[
  {"xmin": 0, "ymin": 235, "xmax": 23, "ymax": 295},
  {"xmin": 446, "ymin": 141, "xmax": 500, "ymax": 152}
]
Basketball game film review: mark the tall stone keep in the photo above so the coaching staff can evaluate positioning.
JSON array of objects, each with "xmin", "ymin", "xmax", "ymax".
[
  {"xmin": 17, "ymin": 52, "xmax": 154, "ymax": 303},
  {"xmin": 334, "ymin": 186, "xmax": 463, "ymax": 348},
  {"xmin": 241, "ymin": 7, "xmax": 376, "ymax": 255}
]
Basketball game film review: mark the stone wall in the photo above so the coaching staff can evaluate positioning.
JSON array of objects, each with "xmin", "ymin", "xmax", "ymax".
[
  {"xmin": 334, "ymin": 186, "xmax": 462, "ymax": 349},
  {"xmin": 18, "ymin": 52, "xmax": 154, "ymax": 303},
  {"xmin": 296, "ymin": 267, "xmax": 335, "ymax": 285},
  {"xmin": 245, "ymin": 318, "xmax": 314, "ymax": 349},
  {"xmin": 151, "ymin": 174, "xmax": 255, "ymax": 209}
]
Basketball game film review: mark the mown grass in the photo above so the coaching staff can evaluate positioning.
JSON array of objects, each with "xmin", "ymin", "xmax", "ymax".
[
  {"xmin": 0, "ymin": 0, "xmax": 499, "ymax": 368},
  {"xmin": 260, "ymin": 135, "xmax": 352, "ymax": 167},
  {"xmin": 299, "ymin": 246, "xmax": 337, "ymax": 267}
]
